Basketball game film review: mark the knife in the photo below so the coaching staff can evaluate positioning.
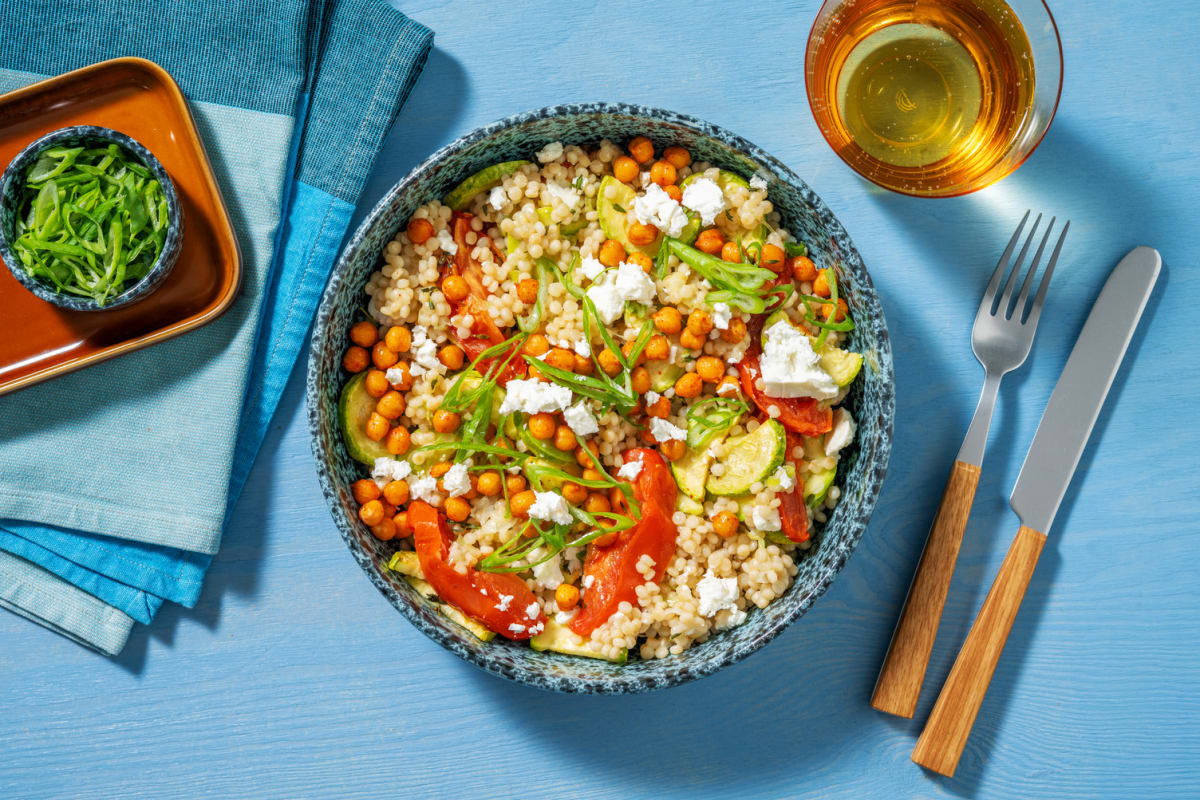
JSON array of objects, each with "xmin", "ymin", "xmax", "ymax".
[{"xmin": 911, "ymin": 246, "xmax": 1162, "ymax": 777}]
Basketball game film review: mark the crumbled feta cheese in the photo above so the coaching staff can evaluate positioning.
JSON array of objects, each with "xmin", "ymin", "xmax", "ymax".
[
  {"xmin": 586, "ymin": 275, "xmax": 625, "ymax": 324},
  {"xmin": 529, "ymin": 491, "xmax": 573, "ymax": 525},
  {"xmin": 554, "ymin": 609, "xmax": 577, "ymax": 625},
  {"xmin": 372, "ymin": 457, "xmax": 411, "ymax": 485},
  {"xmin": 614, "ymin": 261, "xmax": 656, "ymax": 305},
  {"xmin": 717, "ymin": 607, "xmax": 748, "ymax": 630},
  {"xmin": 409, "ymin": 475, "xmax": 440, "ymax": 504},
  {"xmin": 498, "ymin": 379, "xmax": 573, "ymax": 415},
  {"xmin": 644, "ymin": 390, "xmax": 661, "ymax": 406},
  {"xmin": 579, "ymin": 255, "xmax": 606, "ymax": 281},
  {"xmin": 717, "ymin": 380, "xmax": 739, "ymax": 397},
  {"xmin": 696, "ymin": 570, "xmax": 740, "ymax": 617},
  {"xmin": 680, "ymin": 176, "xmax": 726, "ymax": 225},
  {"xmin": 649, "ymin": 417, "xmax": 686, "ymax": 442},
  {"xmin": 546, "ymin": 182, "xmax": 580, "ymax": 209},
  {"xmin": 442, "ymin": 462, "xmax": 472, "ymax": 497},
  {"xmin": 760, "ymin": 320, "xmax": 838, "ymax": 400},
  {"xmin": 528, "ymin": 621, "xmax": 545, "ymax": 635},
  {"xmin": 773, "ymin": 466, "xmax": 796, "ymax": 492},
  {"xmin": 582, "ymin": 574, "xmax": 595, "ymax": 589},
  {"xmin": 535, "ymin": 141, "xmax": 564, "ymax": 163},
  {"xmin": 751, "ymin": 504, "xmax": 782, "ymax": 532},
  {"xmin": 749, "ymin": 172, "xmax": 768, "ymax": 191},
  {"xmin": 563, "ymin": 402, "xmax": 598, "ymax": 438},
  {"xmin": 617, "ymin": 460, "xmax": 643, "ymax": 481},
  {"xmin": 825, "ymin": 408, "xmax": 856, "ymax": 456},
  {"xmin": 488, "ymin": 185, "xmax": 506, "ymax": 211},
  {"xmin": 711, "ymin": 302, "xmax": 732, "ymax": 330},
  {"xmin": 669, "ymin": 344, "xmax": 679, "ymax": 363},
  {"xmin": 384, "ymin": 366, "xmax": 408, "ymax": 384},
  {"xmin": 496, "ymin": 593, "xmax": 513, "ymax": 612},
  {"xmin": 530, "ymin": 551, "xmax": 564, "ymax": 590},
  {"xmin": 509, "ymin": 623, "xmax": 526, "ymax": 634},
  {"xmin": 574, "ymin": 337, "xmax": 591, "ymax": 357},
  {"xmin": 408, "ymin": 337, "xmax": 441, "ymax": 377},
  {"xmin": 435, "ymin": 228, "xmax": 457, "ymax": 255},
  {"xmin": 525, "ymin": 602, "xmax": 541, "ymax": 620},
  {"xmin": 632, "ymin": 183, "xmax": 688, "ymax": 237}
]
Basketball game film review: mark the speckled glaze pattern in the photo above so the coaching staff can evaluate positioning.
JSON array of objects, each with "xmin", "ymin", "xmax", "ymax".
[
  {"xmin": 0, "ymin": 125, "xmax": 183, "ymax": 311},
  {"xmin": 306, "ymin": 103, "xmax": 894, "ymax": 694}
]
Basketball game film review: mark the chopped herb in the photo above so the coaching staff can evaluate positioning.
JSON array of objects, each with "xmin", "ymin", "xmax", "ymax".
[{"xmin": 612, "ymin": 203, "xmax": 626, "ymax": 214}]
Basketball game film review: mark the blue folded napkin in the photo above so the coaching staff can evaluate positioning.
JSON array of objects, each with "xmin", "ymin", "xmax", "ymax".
[{"xmin": 0, "ymin": 0, "xmax": 432, "ymax": 654}]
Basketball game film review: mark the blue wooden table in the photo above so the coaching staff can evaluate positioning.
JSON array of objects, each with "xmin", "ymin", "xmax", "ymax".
[{"xmin": 2, "ymin": 1, "xmax": 1198, "ymax": 797}]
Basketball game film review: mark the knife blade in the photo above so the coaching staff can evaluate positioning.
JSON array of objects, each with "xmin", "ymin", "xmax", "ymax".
[{"xmin": 1010, "ymin": 246, "xmax": 1161, "ymax": 533}]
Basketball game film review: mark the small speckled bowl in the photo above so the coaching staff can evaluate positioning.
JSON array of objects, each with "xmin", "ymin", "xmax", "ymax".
[
  {"xmin": 0, "ymin": 125, "xmax": 183, "ymax": 311},
  {"xmin": 308, "ymin": 104, "xmax": 894, "ymax": 693}
]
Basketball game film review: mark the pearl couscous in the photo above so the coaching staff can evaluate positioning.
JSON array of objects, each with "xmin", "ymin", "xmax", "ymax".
[{"xmin": 337, "ymin": 137, "xmax": 863, "ymax": 661}]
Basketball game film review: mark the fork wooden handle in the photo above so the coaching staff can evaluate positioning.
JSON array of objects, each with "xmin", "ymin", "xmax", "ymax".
[
  {"xmin": 912, "ymin": 524, "xmax": 1047, "ymax": 776},
  {"xmin": 871, "ymin": 460, "xmax": 981, "ymax": 718}
]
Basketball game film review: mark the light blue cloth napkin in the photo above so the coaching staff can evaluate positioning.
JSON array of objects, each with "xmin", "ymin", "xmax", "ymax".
[{"xmin": 0, "ymin": 0, "xmax": 432, "ymax": 654}]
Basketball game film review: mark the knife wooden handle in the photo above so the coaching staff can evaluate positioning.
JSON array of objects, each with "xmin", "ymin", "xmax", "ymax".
[
  {"xmin": 912, "ymin": 524, "xmax": 1047, "ymax": 777},
  {"xmin": 871, "ymin": 460, "xmax": 981, "ymax": 718}
]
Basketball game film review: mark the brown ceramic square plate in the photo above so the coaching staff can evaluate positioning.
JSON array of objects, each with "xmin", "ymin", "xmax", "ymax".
[{"xmin": 0, "ymin": 57, "xmax": 241, "ymax": 396}]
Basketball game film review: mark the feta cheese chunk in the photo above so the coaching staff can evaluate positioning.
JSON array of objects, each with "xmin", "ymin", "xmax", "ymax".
[
  {"xmin": 535, "ymin": 141, "xmax": 564, "ymax": 163},
  {"xmin": 773, "ymin": 466, "xmax": 795, "ymax": 492},
  {"xmin": 574, "ymin": 337, "xmax": 591, "ymax": 357},
  {"xmin": 488, "ymin": 185, "xmax": 506, "ymax": 211},
  {"xmin": 525, "ymin": 601, "xmax": 541, "ymax": 620},
  {"xmin": 435, "ymin": 228, "xmax": 457, "ymax": 255},
  {"xmin": 824, "ymin": 408, "xmax": 856, "ymax": 456},
  {"xmin": 586, "ymin": 275, "xmax": 625, "ymax": 324},
  {"xmin": 442, "ymin": 462, "xmax": 472, "ymax": 497},
  {"xmin": 632, "ymin": 183, "xmax": 688, "ymax": 237},
  {"xmin": 617, "ymin": 460, "xmax": 643, "ymax": 480},
  {"xmin": 579, "ymin": 255, "xmax": 606, "ymax": 281},
  {"xmin": 563, "ymin": 402, "xmax": 599, "ymax": 438},
  {"xmin": 760, "ymin": 320, "xmax": 838, "ymax": 400},
  {"xmin": 680, "ymin": 176, "xmax": 726, "ymax": 225},
  {"xmin": 509, "ymin": 623, "xmax": 526, "ymax": 634},
  {"xmin": 384, "ymin": 365, "xmax": 409, "ymax": 385},
  {"xmin": 696, "ymin": 570, "xmax": 740, "ymax": 617},
  {"xmin": 649, "ymin": 417, "xmax": 686, "ymax": 442},
  {"xmin": 614, "ymin": 261, "xmax": 656, "ymax": 306},
  {"xmin": 644, "ymin": 390, "xmax": 661, "ymax": 406},
  {"xmin": 530, "ymin": 551, "xmax": 564, "ymax": 590},
  {"xmin": 711, "ymin": 301, "xmax": 732, "ymax": 330},
  {"xmin": 409, "ymin": 474, "xmax": 440, "ymax": 504},
  {"xmin": 371, "ymin": 457, "xmax": 411, "ymax": 485},
  {"xmin": 546, "ymin": 182, "xmax": 580, "ymax": 209},
  {"xmin": 749, "ymin": 172, "xmax": 768, "ymax": 191},
  {"xmin": 529, "ymin": 491, "xmax": 573, "ymax": 526},
  {"xmin": 750, "ymin": 504, "xmax": 782, "ymax": 532},
  {"xmin": 496, "ymin": 593, "xmax": 513, "ymax": 611},
  {"xmin": 498, "ymin": 379, "xmax": 573, "ymax": 415}
]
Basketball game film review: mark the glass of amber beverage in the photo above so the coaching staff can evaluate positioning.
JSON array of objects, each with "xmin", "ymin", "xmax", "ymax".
[{"xmin": 806, "ymin": 0, "xmax": 1062, "ymax": 197}]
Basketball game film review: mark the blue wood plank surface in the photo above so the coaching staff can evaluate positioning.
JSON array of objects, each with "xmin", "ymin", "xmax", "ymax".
[{"xmin": 2, "ymin": 1, "xmax": 1198, "ymax": 797}]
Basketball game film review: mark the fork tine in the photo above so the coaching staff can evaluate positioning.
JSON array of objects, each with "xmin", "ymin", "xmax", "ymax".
[
  {"xmin": 1025, "ymin": 220, "xmax": 1069, "ymax": 326},
  {"xmin": 996, "ymin": 213, "xmax": 1041, "ymax": 315},
  {"xmin": 1010, "ymin": 217, "xmax": 1055, "ymax": 319},
  {"xmin": 980, "ymin": 210, "xmax": 1030, "ymax": 313}
]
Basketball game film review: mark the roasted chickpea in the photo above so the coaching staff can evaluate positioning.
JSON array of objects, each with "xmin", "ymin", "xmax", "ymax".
[
  {"xmin": 384, "ymin": 326, "xmax": 411, "ymax": 353},
  {"xmin": 432, "ymin": 408, "xmax": 461, "ymax": 433},
  {"xmin": 631, "ymin": 365, "xmax": 651, "ymax": 394},
  {"xmin": 653, "ymin": 306, "xmax": 682, "ymax": 335},
  {"xmin": 813, "ymin": 268, "xmax": 832, "ymax": 298},
  {"xmin": 627, "ymin": 251, "xmax": 654, "ymax": 273},
  {"xmin": 720, "ymin": 317, "xmax": 747, "ymax": 344},
  {"xmin": 695, "ymin": 228, "xmax": 725, "ymax": 254},
  {"xmin": 663, "ymin": 183, "xmax": 682, "ymax": 202},
  {"xmin": 438, "ymin": 344, "xmax": 465, "ymax": 370},
  {"xmin": 822, "ymin": 297, "xmax": 849, "ymax": 322},
  {"xmin": 627, "ymin": 222, "xmax": 658, "ymax": 246},
  {"xmin": 443, "ymin": 496, "xmax": 471, "ymax": 522},
  {"xmin": 687, "ymin": 309, "xmax": 714, "ymax": 336},
  {"xmin": 555, "ymin": 583, "xmax": 581, "ymax": 611},
  {"xmin": 371, "ymin": 518, "xmax": 397, "ymax": 541},
  {"xmin": 364, "ymin": 369, "xmax": 389, "ymax": 398},
  {"xmin": 343, "ymin": 346, "xmax": 369, "ymax": 373},
  {"xmin": 524, "ymin": 333, "xmax": 550, "ymax": 357},
  {"xmin": 529, "ymin": 412, "xmax": 556, "ymax": 439},
  {"xmin": 376, "ymin": 390, "xmax": 406, "ymax": 420},
  {"xmin": 791, "ymin": 255, "xmax": 818, "ymax": 282},
  {"xmin": 628, "ymin": 136, "xmax": 654, "ymax": 164},
  {"xmin": 679, "ymin": 329, "xmax": 706, "ymax": 350},
  {"xmin": 388, "ymin": 362, "xmax": 414, "ymax": 391},
  {"xmin": 430, "ymin": 462, "xmax": 452, "ymax": 478},
  {"xmin": 581, "ymin": 468, "xmax": 604, "ymax": 482},
  {"xmin": 597, "ymin": 348, "xmax": 621, "ymax": 376},
  {"xmin": 545, "ymin": 348, "xmax": 575, "ymax": 371},
  {"xmin": 573, "ymin": 353, "xmax": 594, "ymax": 375},
  {"xmin": 583, "ymin": 493, "xmax": 611, "ymax": 514},
  {"xmin": 663, "ymin": 146, "xmax": 692, "ymax": 169},
  {"xmin": 371, "ymin": 341, "xmax": 398, "ymax": 369},
  {"xmin": 695, "ymin": 356, "xmax": 725, "ymax": 382},
  {"xmin": 350, "ymin": 320, "xmax": 379, "ymax": 348},
  {"xmin": 598, "ymin": 238, "xmax": 626, "ymax": 267},
  {"xmin": 510, "ymin": 489, "xmax": 537, "ymax": 517},
  {"xmin": 476, "ymin": 471, "xmax": 502, "ymax": 497},
  {"xmin": 713, "ymin": 510, "xmax": 739, "ymax": 538},
  {"xmin": 365, "ymin": 412, "xmax": 389, "ymax": 441},
  {"xmin": 358, "ymin": 499, "xmax": 384, "ymax": 527},
  {"xmin": 613, "ymin": 155, "xmax": 639, "ymax": 183},
  {"xmin": 646, "ymin": 396, "xmax": 671, "ymax": 418},
  {"xmin": 505, "ymin": 474, "xmax": 528, "ymax": 494},
  {"xmin": 649, "ymin": 160, "xmax": 677, "ymax": 186},
  {"xmin": 715, "ymin": 376, "xmax": 741, "ymax": 397},
  {"xmin": 517, "ymin": 278, "xmax": 539, "ymax": 304},
  {"xmin": 562, "ymin": 482, "xmax": 588, "ymax": 504},
  {"xmin": 575, "ymin": 441, "xmax": 600, "ymax": 469},
  {"xmin": 674, "ymin": 372, "xmax": 704, "ymax": 399},
  {"xmin": 621, "ymin": 339, "xmax": 645, "ymax": 368},
  {"xmin": 659, "ymin": 439, "xmax": 687, "ymax": 461},
  {"xmin": 393, "ymin": 511, "xmax": 413, "ymax": 538},
  {"xmin": 382, "ymin": 479, "xmax": 410, "ymax": 506},
  {"xmin": 385, "ymin": 426, "xmax": 411, "ymax": 455},
  {"xmin": 721, "ymin": 241, "xmax": 742, "ymax": 263},
  {"xmin": 554, "ymin": 424, "xmax": 577, "ymax": 451},
  {"xmin": 527, "ymin": 363, "xmax": 548, "ymax": 382},
  {"xmin": 644, "ymin": 334, "xmax": 670, "ymax": 361},
  {"xmin": 441, "ymin": 274, "xmax": 469, "ymax": 303},
  {"xmin": 760, "ymin": 243, "xmax": 786, "ymax": 273},
  {"xmin": 352, "ymin": 479, "xmax": 381, "ymax": 505},
  {"xmin": 593, "ymin": 530, "xmax": 620, "ymax": 548},
  {"xmin": 406, "ymin": 217, "xmax": 434, "ymax": 245}
]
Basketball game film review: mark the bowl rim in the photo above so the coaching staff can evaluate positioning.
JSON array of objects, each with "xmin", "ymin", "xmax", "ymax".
[
  {"xmin": 307, "ymin": 102, "xmax": 895, "ymax": 693},
  {"xmin": 0, "ymin": 124, "xmax": 183, "ymax": 311}
]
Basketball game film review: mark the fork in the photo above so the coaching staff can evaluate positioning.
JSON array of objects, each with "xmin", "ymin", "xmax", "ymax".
[{"xmin": 870, "ymin": 211, "xmax": 1070, "ymax": 719}]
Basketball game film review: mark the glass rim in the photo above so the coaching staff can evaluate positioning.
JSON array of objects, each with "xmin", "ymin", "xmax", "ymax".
[{"xmin": 803, "ymin": 0, "xmax": 1064, "ymax": 198}]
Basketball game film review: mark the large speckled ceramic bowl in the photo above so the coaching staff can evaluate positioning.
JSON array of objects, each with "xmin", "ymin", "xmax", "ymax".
[
  {"xmin": 308, "ymin": 103, "xmax": 894, "ymax": 693},
  {"xmin": 0, "ymin": 125, "xmax": 183, "ymax": 311}
]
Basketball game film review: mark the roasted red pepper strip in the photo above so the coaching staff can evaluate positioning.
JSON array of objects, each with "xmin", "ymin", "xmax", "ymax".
[
  {"xmin": 778, "ymin": 432, "xmax": 811, "ymax": 543},
  {"xmin": 570, "ymin": 449, "xmax": 678, "ymax": 638},
  {"xmin": 409, "ymin": 500, "xmax": 546, "ymax": 639},
  {"xmin": 736, "ymin": 348, "xmax": 833, "ymax": 437}
]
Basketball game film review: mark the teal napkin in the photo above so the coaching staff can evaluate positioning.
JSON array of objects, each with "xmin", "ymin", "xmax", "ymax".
[{"xmin": 0, "ymin": 0, "xmax": 432, "ymax": 654}]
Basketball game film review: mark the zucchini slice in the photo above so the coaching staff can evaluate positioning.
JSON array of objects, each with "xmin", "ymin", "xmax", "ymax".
[
  {"xmin": 530, "ymin": 619, "xmax": 626, "ymax": 662},
  {"xmin": 444, "ymin": 160, "xmax": 529, "ymax": 210},
  {"xmin": 338, "ymin": 371, "xmax": 391, "ymax": 466},
  {"xmin": 705, "ymin": 419, "xmax": 786, "ymax": 496}
]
